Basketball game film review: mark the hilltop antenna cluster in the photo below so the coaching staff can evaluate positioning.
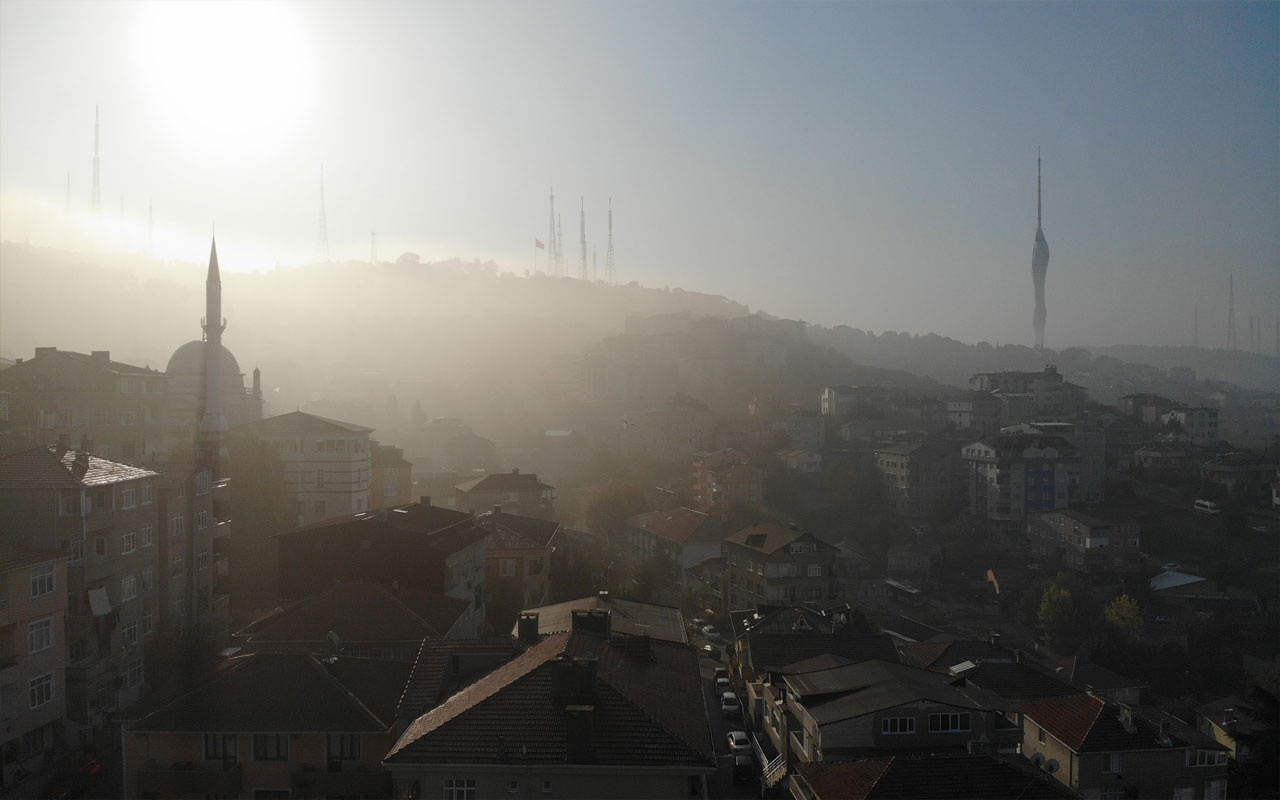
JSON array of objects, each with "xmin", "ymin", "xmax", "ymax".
[
  {"xmin": 543, "ymin": 191, "xmax": 619, "ymax": 284},
  {"xmin": 548, "ymin": 189, "xmax": 559, "ymax": 275},
  {"xmin": 579, "ymin": 198, "xmax": 587, "ymax": 279},
  {"xmin": 317, "ymin": 165, "xmax": 331, "ymax": 263},
  {"xmin": 1226, "ymin": 273, "xmax": 1236, "ymax": 350}
]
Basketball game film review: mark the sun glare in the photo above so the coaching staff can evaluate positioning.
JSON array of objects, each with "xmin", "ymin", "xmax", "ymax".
[{"xmin": 135, "ymin": 1, "xmax": 313, "ymax": 160}]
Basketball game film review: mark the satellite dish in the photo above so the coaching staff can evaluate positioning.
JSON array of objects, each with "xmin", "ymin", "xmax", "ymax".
[
  {"xmin": 1045, "ymin": 759, "xmax": 1060, "ymax": 774},
  {"xmin": 1031, "ymin": 753, "xmax": 1046, "ymax": 767}
]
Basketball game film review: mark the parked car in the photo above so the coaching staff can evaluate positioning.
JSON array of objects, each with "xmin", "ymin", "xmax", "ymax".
[
  {"xmin": 713, "ymin": 666, "xmax": 730, "ymax": 681},
  {"xmin": 715, "ymin": 675, "xmax": 731, "ymax": 691},
  {"xmin": 701, "ymin": 624, "xmax": 720, "ymax": 640},
  {"xmin": 727, "ymin": 730, "xmax": 751, "ymax": 753},
  {"xmin": 701, "ymin": 643, "xmax": 721, "ymax": 660},
  {"xmin": 733, "ymin": 753, "xmax": 756, "ymax": 783},
  {"xmin": 720, "ymin": 691, "xmax": 742, "ymax": 717}
]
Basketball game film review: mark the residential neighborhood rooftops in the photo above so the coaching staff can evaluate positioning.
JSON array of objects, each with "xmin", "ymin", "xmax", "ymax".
[
  {"xmin": 477, "ymin": 509, "xmax": 561, "ymax": 549},
  {"xmin": 794, "ymin": 755, "xmax": 1076, "ymax": 800},
  {"xmin": 783, "ymin": 659, "xmax": 993, "ymax": 725},
  {"xmin": 455, "ymin": 470, "xmax": 553, "ymax": 494},
  {"xmin": 1020, "ymin": 694, "xmax": 1224, "ymax": 753},
  {"xmin": 900, "ymin": 636, "xmax": 1014, "ymax": 673},
  {"xmin": 949, "ymin": 661, "xmax": 1081, "ymax": 703},
  {"xmin": 625, "ymin": 507, "xmax": 728, "ymax": 546},
  {"xmin": 1038, "ymin": 655, "xmax": 1144, "ymax": 694},
  {"xmin": 517, "ymin": 595, "xmax": 687, "ymax": 643},
  {"xmin": 0, "ymin": 446, "xmax": 159, "ymax": 489},
  {"xmin": 727, "ymin": 522, "xmax": 829, "ymax": 555}
]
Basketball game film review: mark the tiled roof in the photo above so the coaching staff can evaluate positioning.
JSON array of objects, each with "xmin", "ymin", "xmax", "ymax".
[
  {"xmin": 0, "ymin": 541, "xmax": 62, "ymax": 575},
  {"xmin": 285, "ymin": 503, "xmax": 488, "ymax": 556},
  {"xmin": 387, "ymin": 632, "xmax": 714, "ymax": 768},
  {"xmin": 784, "ymin": 659, "xmax": 990, "ymax": 725},
  {"xmin": 398, "ymin": 638, "xmax": 519, "ymax": 719},
  {"xmin": 0, "ymin": 446, "xmax": 158, "ymax": 489},
  {"xmin": 626, "ymin": 507, "xmax": 713, "ymax": 546},
  {"xmin": 1038, "ymin": 655, "xmax": 1143, "ymax": 692},
  {"xmin": 478, "ymin": 510, "xmax": 560, "ymax": 549},
  {"xmin": 236, "ymin": 582, "xmax": 465, "ymax": 645},
  {"xmin": 3, "ymin": 348, "xmax": 161, "ymax": 377},
  {"xmin": 726, "ymin": 522, "xmax": 826, "ymax": 555},
  {"xmin": 1020, "ymin": 694, "xmax": 1217, "ymax": 753},
  {"xmin": 796, "ymin": 755, "xmax": 1076, "ymax": 799},
  {"xmin": 455, "ymin": 471, "xmax": 552, "ymax": 494},
  {"xmin": 129, "ymin": 653, "xmax": 409, "ymax": 733},
  {"xmin": 900, "ymin": 637, "xmax": 1013, "ymax": 673},
  {"xmin": 951, "ymin": 662, "xmax": 1080, "ymax": 702},
  {"xmin": 780, "ymin": 654, "xmax": 854, "ymax": 674},
  {"xmin": 745, "ymin": 633, "xmax": 899, "ymax": 675},
  {"xmin": 519, "ymin": 595, "xmax": 687, "ymax": 644},
  {"xmin": 235, "ymin": 410, "xmax": 373, "ymax": 437},
  {"xmin": 858, "ymin": 610, "xmax": 944, "ymax": 644}
]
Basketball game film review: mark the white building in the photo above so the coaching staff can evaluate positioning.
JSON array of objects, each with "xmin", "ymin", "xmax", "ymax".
[{"xmin": 233, "ymin": 411, "xmax": 373, "ymax": 527}]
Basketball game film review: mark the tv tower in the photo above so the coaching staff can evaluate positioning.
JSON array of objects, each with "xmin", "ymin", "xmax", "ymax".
[
  {"xmin": 605, "ymin": 198, "xmax": 616, "ymax": 284},
  {"xmin": 1031, "ymin": 150, "xmax": 1050, "ymax": 352},
  {"xmin": 1226, "ymin": 273, "xmax": 1236, "ymax": 349},
  {"xmin": 548, "ymin": 188, "xmax": 558, "ymax": 276},
  {"xmin": 91, "ymin": 106, "xmax": 101, "ymax": 212},
  {"xmin": 317, "ymin": 166, "xmax": 331, "ymax": 262},
  {"xmin": 579, "ymin": 198, "xmax": 587, "ymax": 279}
]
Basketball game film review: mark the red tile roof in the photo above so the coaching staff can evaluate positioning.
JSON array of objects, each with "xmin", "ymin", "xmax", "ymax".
[{"xmin": 1020, "ymin": 694, "xmax": 1213, "ymax": 753}]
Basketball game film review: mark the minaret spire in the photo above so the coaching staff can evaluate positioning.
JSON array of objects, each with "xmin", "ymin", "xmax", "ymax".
[{"xmin": 200, "ymin": 235, "xmax": 228, "ymax": 437}]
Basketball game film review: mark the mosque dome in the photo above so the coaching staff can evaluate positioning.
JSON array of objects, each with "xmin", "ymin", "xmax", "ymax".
[{"xmin": 165, "ymin": 340, "xmax": 244, "ymax": 385}]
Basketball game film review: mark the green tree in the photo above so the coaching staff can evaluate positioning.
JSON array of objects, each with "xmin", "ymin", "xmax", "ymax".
[
  {"xmin": 1037, "ymin": 583, "xmax": 1079, "ymax": 654},
  {"xmin": 1104, "ymin": 594, "xmax": 1141, "ymax": 644}
]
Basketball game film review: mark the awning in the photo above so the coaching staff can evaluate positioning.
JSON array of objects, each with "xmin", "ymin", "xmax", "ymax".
[{"xmin": 88, "ymin": 586, "xmax": 112, "ymax": 617}]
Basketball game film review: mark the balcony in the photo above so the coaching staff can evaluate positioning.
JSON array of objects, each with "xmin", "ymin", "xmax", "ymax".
[
  {"xmin": 210, "ymin": 520, "xmax": 231, "ymax": 540},
  {"xmin": 292, "ymin": 765, "xmax": 387, "ymax": 797},
  {"xmin": 137, "ymin": 760, "xmax": 242, "ymax": 796}
]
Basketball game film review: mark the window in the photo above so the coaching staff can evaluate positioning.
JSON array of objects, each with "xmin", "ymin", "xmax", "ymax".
[
  {"xmin": 542, "ymin": 781, "xmax": 552, "ymax": 794},
  {"xmin": 122, "ymin": 530, "xmax": 137, "ymax": 553},
  {"xmin": 1171, "ymin": 788, "xmax": 1195, "ymax": 800},
  {"xmin": 125, "ymin": 657, "xmax": 142, "ymax": 688},
  {"xmin": 140, "ymin": 483, "xmax": 153, "ymax": 504},
  {"xmin": 141, "ymin": 611, "xmax": 154, "ymax": 636},
  {"xmin": 806, "ymin": 586, "xmax": 821, "ymax": 600},
  {"xmin": 122, "ymin": 620, "xmax": 137, "ymax": 646},
  {"xmin": 27, "ymin": 619, "xmax": 52, "ymax": 653},
  {"xmin": 500, "ymin": 559, "xmax": 517, "ymax": 577},
  {"xmin": 170, "ymin": 515, "xmax": 185, "ymax": 537},
  {"xmin": 253, "ymin": 733, "xmax": 289, "ymax": 760},
  {"xmin": 141, "ymin": 524, "xmax": 154, "ymax": 546},
  {"xmin": 198, "ymin": 550, "xmax": 209, "ymax": 570},
  {"xmin": 61, "ymin": 493, "xmax": 81, "ymax": 516},
  {"xmin": 508, "ymin": 780, "xmax": 520, "ymax": 794},
  {"xmin": 120, "ymin": 487, "xmax": 136, "ymax": 509},
  {"xmin": 314, "ymin": 500, "xmax": 326, "ymax": 517},
  {"xmin": 122, "ymin": 575, "xmax": 137, "ymax": 601},
  {"xmin": 789, "ymin": 543, "xmax": 804, "ymax": 554},
  {"xmin": 141, "ymin": 566, "xmax": 153, "ymax": 592},
  {"xmin": 1037, "ymin": 726, "xmax": 1046, "ymax": 744},
  {"xmin": 95, "ymin": 537, "xmax": 106, "ymax": 557},
  {"xmin": 316, "ymin": 469, "xmax": 325, "ymax": 488},
  {"xmin": 196, "ymin": 510, "xmax": 209, "ymax": 530},
  {"xmin": 881, "ymin": 717, "xmax": 915, "ymax": 734},
  {"xmin": 173, "ymin": 597, "xmax": 185, "ymax": 618},
  {"xmin": 1101, "ymin": 751, "xmax": 1122, "ymax": 773},
  {"xmin": 204, "ymin": 733, "xmax": 238, "ymax": 761},
  {"xmin": 807, "ymin": 564, "xmax": 822, "ymax": 577},
  {"xmin": 1205, "ymin": 779, "xmax": 1227, "ymax": 800},
  {"xmin": 927, "ymin": 712, "xmax": 971, "ymax": 733},
  {"xmin": 196, "ymin": 471, "xmax": 211, "ymax": 495},
  {"xmin": 28, "ymin": 673, "xmax": 53, "ymax": 709},
  {"xmin": 172, "ymin": 555, "xmax": 185, "ymax": 577},
  {"xmin": 119, "ymin": 410, "xmax": 136, "ymax": 426},
  {"xmin": 30, "ymin": 563, "xmax": 55, "ymax": 597},
  {"xmin": 69, "ymin": 540, "xmax": 84, "ymax": 562},
  {"xmin": 1186, "ymin": 749, "xmax": 1227, "ymax": 767},
  {"xmin": 327, "ymin": 733, "xmax": 360, "ymax": 761},
  {"xmin": 443, "ymin": 779, "xmax": 476, "ymax": 800}
]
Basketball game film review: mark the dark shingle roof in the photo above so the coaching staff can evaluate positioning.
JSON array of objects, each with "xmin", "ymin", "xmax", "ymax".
[
  {"xmin": 398, "ymin": 638, "xmax": 519, "ymax": 719},
  {"xmin": 478, "ymin": 510, "xmax": 560, "ymax": 549},
  {"xmin": 387, "ymin": 631, "xmax": 714, "ymax": 768},
  {"xmin": 236, "ymin": 582, "xmax": 466, "ymax": 645},
  {"xmin": 784, "ymin": 659, "xmax": 990, "ymax": 725},
  {"xmin": 796, "ymin": 755, "xmax": 1077, "ymax": 800},
  {"xmin": 1038, "ymin": 655, "xmax": 1144, "ymax": 693},
  {"xmin": 0, "ymin": 541, "xmax": 62, "ymax": 574},
  {"xmin": 0, "ymin": 447, "xmax": 157, "ymax": 489},
  {"xmin": 900, "ymin": 637, "xmax": 1013, "ymax": 673},
  {"xmin": 626, "ymin": 507, "xmax": 714, "ymax": 546},
  {"xmin": 951, "ymin": 662, "xmax": 1081, "ymax": 702},
  {"xmin": 745, "ymin": 633, "xmax": 899, "ymax": 675},
  {"xmin": 726, "ymin": 522, "xmax": 812, "ymax": 555},
  {"xmin": 518, "ymin": 595, "xmax": 687, "ymax": 644},
  {"xmin": 455, "ymin": 471, "xmax": 552, "ymax": 494},
  {"xmin": 129, "ymin": 653, "xmax": 410, "ymax": 733},
  {"xmin": 1021, "ymin": 694, "xmax": 1223, "ymax": 753}
]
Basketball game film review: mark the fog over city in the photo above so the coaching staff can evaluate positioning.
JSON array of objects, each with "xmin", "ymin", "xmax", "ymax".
[
  {"xmin": 2, "ymin": 1, "xmax": 1277, "ymax": 349},
  {"xmin": 0, "ymin": 3, "xmax": 1278, "ymax": 800}
]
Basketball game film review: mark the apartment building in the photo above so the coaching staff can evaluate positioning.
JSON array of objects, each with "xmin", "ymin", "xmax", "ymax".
[
  {"xmin": 455, "ymin": 469, "xmax": 555, "ymax": 519},
  {"xmin": 873, "ymin": 440, "xmax": 960, "ymax": 518},
  {"xmin": 1029, "ymin": 509, "xmax": 1142, "ymax": 576},
  {"xmin": 961, "ymin": 435, "xmax": 1080, "ymax": 522},
  {"xmin": 725, "ymin": 523, "xmax": 840, "ymax": 609}
]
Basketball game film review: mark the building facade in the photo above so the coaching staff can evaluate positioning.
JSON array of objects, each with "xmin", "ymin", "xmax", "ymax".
[
  {"xmin": 962, "ymin": 435, "xmax": 1080, "ymax": 522},
  {"xmin": 1029, "ymin": 510, "xmax": 1141, "ymax": 576},
  {"xmin": 725, "ymin": 524, "xmax": 840, "ymax": 609}
]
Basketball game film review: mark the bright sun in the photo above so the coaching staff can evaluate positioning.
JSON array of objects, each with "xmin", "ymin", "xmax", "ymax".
[{"xmin": 135, "ymin": 1, "xmax": 313, "ymax": 160}]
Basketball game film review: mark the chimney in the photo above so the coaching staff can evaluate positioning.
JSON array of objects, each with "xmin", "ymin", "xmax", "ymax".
[
  {"xmin": 565, "ymin": 706, "xmax": 595, "ymax": 763},
  {"xmin": 551, "ymin": 654, "xmax": 597, "ymax": 763},
  {"xmin": 493, "ymin": 504, "xmax": 502, "ymax": 515},
  {"xmin": 518, "ymin": 612, "xmax": 540, "ymax": 646},
  {"xmin": 1158, "ymin": 718, "xmax": 1171, "ymax": 745},
  {"xmin": 571, "ymin": 609, "xmax": 611, "ymax": 638},
  {"xmin": 1223, "ymin": 707, "xmax": 1234, "ymax": 725},
  {"xmin": 989, "ymin": 631, "xmax": 1001, "ymax": 647},
  {"xmin": 420, "ymin": 496, "xmax": 431, "ymax": 507},
  {"xmin": 91, "ymin": 350, "xmax": 110, "ymax": 361},
  {"xmin": 72, "ymin": 451, "xmax": 89, "ymax": 479},
  {"xmin": 34, "ymin": 346, "xmax": 56, "ymax": 358}
]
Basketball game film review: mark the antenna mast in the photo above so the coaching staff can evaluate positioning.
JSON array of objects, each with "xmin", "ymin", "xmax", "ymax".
[
  {"xmin": 548, "ymin": 188, "xmax": 558, "ymax": 276},
  {"xmin": 606, "ymin": 198, "xmax": 616, "ymax": 284},
  {"xmin": 317, "ymin": 165, "xmax": 331, "ymax": 263},
  {"xmin": 579, "ymin": 198, "xmax": 587, "ymax": 279}
]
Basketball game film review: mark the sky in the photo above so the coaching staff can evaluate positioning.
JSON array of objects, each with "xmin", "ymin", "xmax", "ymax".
[{"xmin": 1, "ymin": 0, "xmax": 1277, "ymax": 350}]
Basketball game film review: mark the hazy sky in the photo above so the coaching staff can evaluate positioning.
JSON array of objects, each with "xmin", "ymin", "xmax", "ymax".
[{"xmin": 2, "ymin": 1, "xmax": 1276, "ymax": 349}]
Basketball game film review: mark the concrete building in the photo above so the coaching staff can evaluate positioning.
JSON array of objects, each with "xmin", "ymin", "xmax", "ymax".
[
  {"xmin": 0, "ymin": 447, "xmax": 159, "ymax": 739},
  {"xmin": 725, "ymin": 523, "xmax": 840, "ymax": 609},
  {"xmin": 0, "ymin": 349, "xmax": 168, "ymax": 461},
  {"xmin": 968, "ymin": 367, "xmax": 1087, "ymax": 422},
  {"xmin": 622, "ymin": 507, "xmax": 732, "ymax": 586},
  {"xmin": 0, "ymin": 543, "xmax": 69, "ymax": 791},
  {"xmin": 455, "ymin": 469, "xmax": 555, "ymax": 519},
  {"xmin": 692, "ymin": 449, "xmax": 763, "ymax": 513},
  {"xmin": 820, "ymin": 385, "xmax": 856, "ymax": 418},
  {"xmin": 1198, "ymin": 451, "xmax": 1275, "ymax": 498},
  {"xmin": 369, "ymin": 440, "xmax": 412, "ymax": 511},
  {"xmin": 476, "ymin": 508, "xmax": 560, "ymax": 627},
  {"xmin": 778, "ymin": 449, "xmax": 822, "ymax": 474},
  {"xmin": 873, "ymin": 441, "xmax": 959, "ymax": 518},
  {"xmin": 232, "ymin": 411, "xmax": 374, "ymax": 528},
  {"xmin": 767, "ymin": 410, "xmax": 825, "ymax": 452},
  {"xmin": 1161, "ymin": 406, "xmax": 1220, "ymax": 446},
  {"xmin": 961, "ymin": 435, "xmax": 1080, "ymax": 522},
  {"xmin": 1029, "ymin": 510, "xmax": 1142, "ymax": 577}
]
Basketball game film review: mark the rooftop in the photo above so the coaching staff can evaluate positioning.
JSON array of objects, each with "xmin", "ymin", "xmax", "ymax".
[
  {"xmin": 0, "ymin": 446, "xmax": 158, "ymax": 489},
  {"xmin": 235, "ymin": 410, "xmax": 373, "ymax": 438},
  {"xmin": 516, "ymin": 595, "xmax": 687, "ymax": 644},
  {"xmin": 727, "ymin": 522, "xmax": 828, "ymax": 555},
  {"xmin": 795, "ymin": 755, "xmax": 1075, "ymax": 800},
  {"xmin": 1020, "ymin": 694, "xmax": 1223, "ymax": 753},
  {"xmin": 783, "ymin": 659, "xmax": 993, "ymax": 725},
  {"xmin": 455, "ymin": 470, "xmax": 553, "ymax": 494}
]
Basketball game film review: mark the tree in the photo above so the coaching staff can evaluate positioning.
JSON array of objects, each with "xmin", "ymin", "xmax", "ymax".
[
  {"xmin": 584, "ymin": 483, "xmax": 647, "ymax": 540},
  {"xmin": 1104, "ymin": 594, "xmax": 1141, "ymax": 644},
  {"xmin": 1037, "ymin": 583, "xmax": 1079, "ymax": 654}
]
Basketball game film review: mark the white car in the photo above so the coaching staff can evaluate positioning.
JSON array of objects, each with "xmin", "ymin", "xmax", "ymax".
[
  {"xmin": 715, "ymin": 675, "xmax": 731, "ymax": 692},
  {"xmin": 726, "ymin": 730, "xmax": 751, "ymax": 753},
  {"xmin": 720, "ymin": 691, "xmax": 742, "ymax": 717}
]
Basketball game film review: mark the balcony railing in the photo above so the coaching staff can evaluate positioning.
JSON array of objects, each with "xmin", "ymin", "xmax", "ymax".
[{"xmin": 138, "ymin": 760, "xmax": 242, "ymax": 796}]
